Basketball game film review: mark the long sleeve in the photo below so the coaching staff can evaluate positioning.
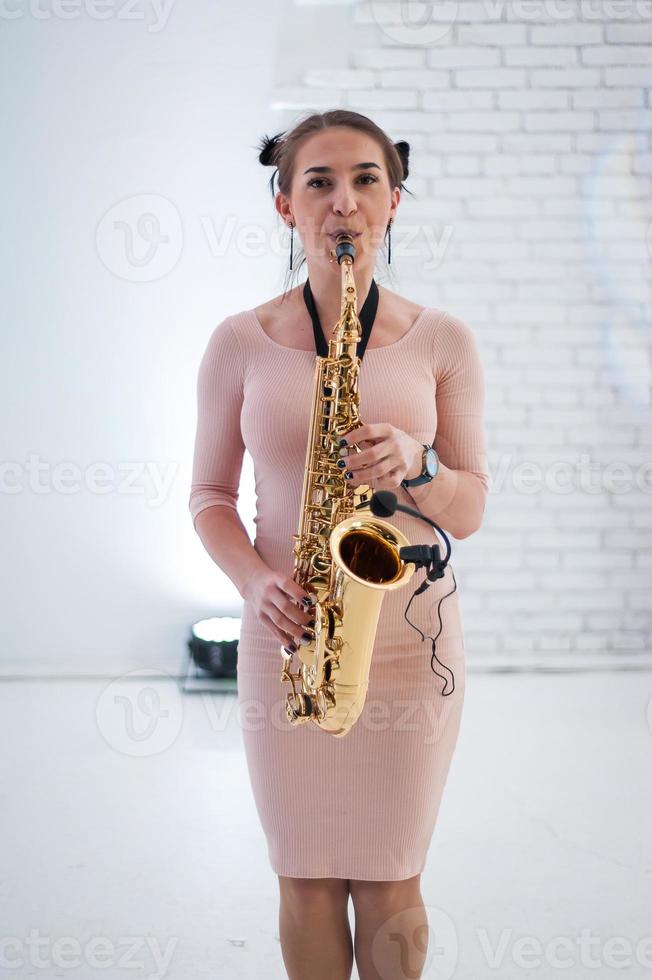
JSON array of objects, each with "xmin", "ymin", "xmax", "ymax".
[
  {"xmin": 433, "ymin": 310, "xmax": 490, "ymax": 497},
  {"xmin": 188, "ymin": 316, "xmax": 246, "ymax": 530}
]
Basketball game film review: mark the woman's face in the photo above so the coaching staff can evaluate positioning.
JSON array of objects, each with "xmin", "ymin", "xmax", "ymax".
[{"xmin": 276, "ymin": 126, "xmax": 400, "ymax": 272}]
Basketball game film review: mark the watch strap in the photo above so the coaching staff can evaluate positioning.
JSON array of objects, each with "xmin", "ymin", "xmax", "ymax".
[{"xmin": 401, "ymin": 444, "xmax": 433, "ymax": 488}]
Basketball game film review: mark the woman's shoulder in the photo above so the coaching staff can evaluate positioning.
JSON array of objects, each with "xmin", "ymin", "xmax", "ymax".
[
  {"xmin": 196, "ymin": 312, "xmax": 245, "ymax": 373},
  {"xmin": 384, "ymin": 294, "xmax": 474, "ymax": 338},
  {"xmin": 432, "ymin": 307, "xmax": 481, "ymax": 347},
  {"xmin": 203, "ymin": 305, "xmax": 262, "ymax": 345},
  {"xmin": 230, "ymin": 288, "xmax": 304, "ymax": 340},
  {"xmin": 381, "ymin": 296, "xmax": 482, "ymax": 372},
  {"xmin": 428, "ymin": 307, "xmax": 484, "ymax": 380},
  {"xmin": 376, "ymin": 287, "xmax": 475, "ymax": 339},
  {"xmin": 377, "ymin": 284, "xmax": 427, "ymax": 322}
]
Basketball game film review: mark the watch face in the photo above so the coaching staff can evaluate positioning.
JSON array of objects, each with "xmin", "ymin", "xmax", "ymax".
[{"xmin": 425, "ymin": 447, "xmax": 438, "ymax": 477}]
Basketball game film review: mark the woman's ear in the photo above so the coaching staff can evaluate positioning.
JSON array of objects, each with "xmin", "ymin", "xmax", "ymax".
[{"xmin": 275, "ymin": 192, "xmax": 292, "ymax": 224}]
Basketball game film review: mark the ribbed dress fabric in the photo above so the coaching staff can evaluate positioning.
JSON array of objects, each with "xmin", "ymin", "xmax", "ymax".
[{"xmin": 189, "ymin": 305, "xmax": 489, "ymax": 880}]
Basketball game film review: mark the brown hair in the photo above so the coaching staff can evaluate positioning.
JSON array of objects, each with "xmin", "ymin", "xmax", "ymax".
[{"xmin": 256, "ymin": 109, "xmax": 412, "ymax": 292}]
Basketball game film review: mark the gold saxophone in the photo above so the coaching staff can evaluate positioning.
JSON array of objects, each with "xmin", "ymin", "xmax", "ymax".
[{"xmin": 280, "ymin": 233, "xmax": 416, "ymax": 738}]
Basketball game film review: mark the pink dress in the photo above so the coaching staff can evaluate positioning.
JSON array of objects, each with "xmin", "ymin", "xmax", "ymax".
[{"xmin": 189, "ymin": 305, "xmax": 489, "ymax": 880}]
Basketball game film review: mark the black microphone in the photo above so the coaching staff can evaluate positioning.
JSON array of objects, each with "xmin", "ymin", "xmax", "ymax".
[{"xmin": 355, "ymin": 490, "xmax": 451, "ymax": 581}]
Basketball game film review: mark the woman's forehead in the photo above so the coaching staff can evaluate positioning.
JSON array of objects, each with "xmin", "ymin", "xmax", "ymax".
[{"xmin": 296, "ymin": 129, "xmax": 383, "ymax": 167}]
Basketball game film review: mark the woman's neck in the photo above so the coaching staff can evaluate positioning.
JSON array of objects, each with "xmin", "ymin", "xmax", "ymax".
[{"xmin": 300, "ymin": 261, "xmax": 376, "ymax": 337}]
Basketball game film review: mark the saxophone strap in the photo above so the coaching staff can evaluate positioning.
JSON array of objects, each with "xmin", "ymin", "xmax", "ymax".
[{"xmin": 303, "ymin": 277, "xmax": 379, "ymax": 360}]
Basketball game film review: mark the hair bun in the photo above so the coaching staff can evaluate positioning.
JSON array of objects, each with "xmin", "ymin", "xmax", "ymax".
[
  {"xmin": 257, "ymin": 131, "xmax": 286, "ymax": 167},
  {"xmin": 394, "ymin": 140, "xmax": 410, "ymax": 180}
]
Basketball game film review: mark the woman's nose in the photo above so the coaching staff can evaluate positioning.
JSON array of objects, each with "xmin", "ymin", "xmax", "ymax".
[{"xmin": 332, "ymin": 193, "xmax": 357, "ymax": 216}]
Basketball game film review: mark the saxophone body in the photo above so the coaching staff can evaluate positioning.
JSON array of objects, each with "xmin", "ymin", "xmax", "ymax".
[{"xmin": 280, "ymin": 234, "xmax": 415, "ymax": 738}]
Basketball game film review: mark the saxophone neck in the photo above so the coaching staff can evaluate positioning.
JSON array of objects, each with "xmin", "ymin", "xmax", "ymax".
[{"xmin": 339, "ymin": 256, "xmax": 359, "ymax": 327}]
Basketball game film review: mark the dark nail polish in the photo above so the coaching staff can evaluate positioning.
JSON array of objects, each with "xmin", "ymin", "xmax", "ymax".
[
  {"xmin": 285, "ymin": 643, "xmax": 297, "ymax": 653},
  {"xmin": 345, "ymin": 471, "xmax": 353, "ymax": 479},
  {"xmin": 339, "ymin": 437, "xmax": 348, "ymax": 447},
  {"xmin": 302, "ymin": 632, "xmax": 311, "ymax": 641},
  {"xmin": 336, "ymin": 459, "xmax": 346, "ymax": 469},
  {"xmin": 307, "ymin": 619, "xmax": 315, "ymax": 628}
]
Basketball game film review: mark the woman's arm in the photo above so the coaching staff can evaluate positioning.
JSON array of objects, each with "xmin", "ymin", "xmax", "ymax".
[
  {"xmin": 189, "ymin": 317, "xmax": 267, "ymax": 596},
  {"xmin": 404, "ymin": 310, "xmax": 490, "ymax": 539},
  {"xmin": 406, "ymin": 463, "xmax": 486, "ymax": 540},
  {"xmin": 194, "ymin": 504, "xmax": 268, "ymax": 600}
]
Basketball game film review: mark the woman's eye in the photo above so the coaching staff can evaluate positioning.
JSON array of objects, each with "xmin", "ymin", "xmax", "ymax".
[{"xmin": 307, "ymin": 174, "xmax": 378, "ymax": 188}]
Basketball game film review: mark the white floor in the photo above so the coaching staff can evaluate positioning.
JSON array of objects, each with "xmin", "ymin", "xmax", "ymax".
[{"xmin": 2, "ymin": 670, "xmax": 650, "ymax": 980}]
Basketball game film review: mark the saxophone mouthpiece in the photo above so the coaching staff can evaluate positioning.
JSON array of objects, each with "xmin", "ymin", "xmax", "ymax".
[{"xmin": 332, "ymin": 232, "xmax": 356, "ymax": 265}]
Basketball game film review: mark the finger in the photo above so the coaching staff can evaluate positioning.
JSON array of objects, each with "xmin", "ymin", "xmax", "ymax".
[
  {"xmin": 347, "ymin": 446, "xmax": 394, "ymax": 474},
  {"xmin": 262, "ymin": 613, "xmax": 310, "ymax": 652},
  {"xmin": 272, "ymin": 606, "xmax": 311, "ymax": 642},
  {"xmin": 277, "ymin": 581, "xmax": 315, "ymax": 610},
  {"xmin": 280, "ymin": 594, "xmax": 316, "ymax": 632},
  {"xmin": 268, "ymin": 600, "xmax": 315, "ymax": 644},
  {"xmin": 260, "ymin": 611, "xmax": 294, "ymax": 649},
  {"xmin": 347, "ymin": 460, "xmax": 392, "ymax": 485}
]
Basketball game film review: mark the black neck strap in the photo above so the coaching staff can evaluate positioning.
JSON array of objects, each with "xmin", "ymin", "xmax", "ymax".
[{"xmin": 303, "ymin": 277, "xmax": 379, "ymax": 360}]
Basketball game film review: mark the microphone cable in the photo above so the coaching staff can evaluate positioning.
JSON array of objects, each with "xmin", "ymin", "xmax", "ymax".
[{"xmin": 356, "ymin": 490, "xmax": 458, "ymax": 696}]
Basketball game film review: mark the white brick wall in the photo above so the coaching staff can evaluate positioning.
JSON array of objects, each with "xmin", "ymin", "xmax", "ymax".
[{"xmin": 271, "ymin": 1, "xmax": 652, "ymax": 664}]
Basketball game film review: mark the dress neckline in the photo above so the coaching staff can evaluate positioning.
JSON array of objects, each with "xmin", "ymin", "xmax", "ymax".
[{"xmin": 249, "ymin": 305, "xmax": 429, "ymax": 354}]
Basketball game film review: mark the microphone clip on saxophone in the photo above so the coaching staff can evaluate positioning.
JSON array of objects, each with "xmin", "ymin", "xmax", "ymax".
[{"xmin": 399, "ymin": 545, "xmax": 445, "ymax": 594}]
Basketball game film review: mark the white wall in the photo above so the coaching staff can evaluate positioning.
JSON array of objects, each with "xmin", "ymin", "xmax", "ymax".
[
  {"xmin": 0, "ymin": 0, "xmax": 290, "ymax": 673},
  {"xmin": 272, "ymin": 0, "xmax": 652, "ymax": 663},
  {"xmin": 2, "ymin": 0, "xmax": 650, "ymax": 674}
]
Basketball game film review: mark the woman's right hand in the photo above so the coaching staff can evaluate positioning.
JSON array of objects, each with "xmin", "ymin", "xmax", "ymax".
[{"xmin": 243, "ymin": 566, "xmax": 317, "ymax": 652}]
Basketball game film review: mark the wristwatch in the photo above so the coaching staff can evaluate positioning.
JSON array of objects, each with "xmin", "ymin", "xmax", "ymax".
[{"xmin": 401, "ymin": 444, "xmax": 439, "ymax": 488}]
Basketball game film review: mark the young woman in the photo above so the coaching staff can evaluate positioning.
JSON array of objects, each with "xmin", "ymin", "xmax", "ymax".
[{"xmin": 189, "ymin": 109, "xmax": 489, "ymax": 980}]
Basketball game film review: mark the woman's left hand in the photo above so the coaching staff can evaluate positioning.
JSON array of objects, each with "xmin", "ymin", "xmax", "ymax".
[{"xmin": 339, "ymin": 424, "xmax": 425, "ymax": 490}]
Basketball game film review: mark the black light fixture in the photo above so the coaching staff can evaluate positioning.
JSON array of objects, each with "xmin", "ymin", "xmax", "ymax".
[{"xmin": 182, "ymin": 616, "xmax": 240, "ymax": 691}]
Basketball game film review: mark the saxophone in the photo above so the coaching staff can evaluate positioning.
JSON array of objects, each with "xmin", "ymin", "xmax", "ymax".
[{"xmin": 280, "ymin": 233, "xmax": 416, "ymax": 738}]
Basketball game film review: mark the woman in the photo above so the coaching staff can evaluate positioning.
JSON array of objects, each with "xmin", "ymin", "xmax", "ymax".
[{"xmin": 189, "ymin": 109, "xmax": 489, "ymax": 980}]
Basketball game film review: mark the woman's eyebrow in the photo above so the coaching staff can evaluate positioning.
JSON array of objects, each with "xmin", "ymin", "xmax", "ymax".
[{"xmin": 303, "ymin": 162, "xmax": 381, "ymax": 175}]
